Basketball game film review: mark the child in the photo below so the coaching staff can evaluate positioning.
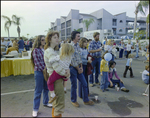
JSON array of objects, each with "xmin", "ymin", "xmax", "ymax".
[
  {"xmin": 142, "ymin": 65, "xmax": 149, "ymax": 84},
  {"xmin": 108, "ymin": 61, "xmax": 129, "ymax": 92},
  {"xmin": 100, "ymin": 51, "xmax": 109, "ymax": 92},
  {"xmin": 123, "ymin": 54, "xmax": 134, "ymax": 78},
  {"xmin": 47, "ymin": 43, "xmax": 74, "ymax": 103}
]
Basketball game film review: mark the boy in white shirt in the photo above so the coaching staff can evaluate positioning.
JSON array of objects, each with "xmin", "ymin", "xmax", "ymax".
[{"xmin": 142, "ymin": 65, "xmax": 149, "ymax": 84}]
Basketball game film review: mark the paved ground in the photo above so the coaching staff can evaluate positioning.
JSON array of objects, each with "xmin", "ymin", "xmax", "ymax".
[{"xmin": 1, "ymin": 52, "xmax": 149, "ymax": 117}]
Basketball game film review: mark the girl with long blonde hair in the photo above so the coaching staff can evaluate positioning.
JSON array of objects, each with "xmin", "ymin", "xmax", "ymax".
[{"xmin": 78, "ymin": 37, "xmax": 92, "ymax": 98}]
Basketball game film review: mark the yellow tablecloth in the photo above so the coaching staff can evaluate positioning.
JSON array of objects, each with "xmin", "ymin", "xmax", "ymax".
[{"xmin": 1, "ymin": 59, "xmax": 34, "ymax": 78}]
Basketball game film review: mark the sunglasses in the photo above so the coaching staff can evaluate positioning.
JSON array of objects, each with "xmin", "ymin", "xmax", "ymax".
[{"xmin": 41, "ymin": 39, "xmax": 45, "ymax": 41}]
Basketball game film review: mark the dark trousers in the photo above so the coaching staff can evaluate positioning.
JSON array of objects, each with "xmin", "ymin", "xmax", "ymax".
[
  {"xmin": 123, "ymin": 66, "xmax": 133, "ymax": 77},
  {"xmin": 119, "ymin": 49, "xmax": 124, "ymax": 58},
  {"xmin": 126, "ymin": 50, "xmax": 131, "ymax": 58}
]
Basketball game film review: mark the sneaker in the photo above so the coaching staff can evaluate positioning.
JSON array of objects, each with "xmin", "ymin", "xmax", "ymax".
[
  {"xmin": 95, "ymin": 82, "xmax": 100, "ymax": 85},
  {"xmin": 121, "ymin": 88, "xmax": 129, "ymax": 92},
  {"xmin": 43, "ymin": 103, "xmax": 53, "ymax": 108},
  {"xmin": 90, "ymin": 84, "xmax": 94, "ymax": 87},
  {"xmin": 32, "ymin": 111, "xmax": 38, "ymax": 117},
  {"xmin": 123, "ymin": 76, "xmax": 126, "ymax": 78},
  {"xmin": 100, "ymin": 89, "xmax": 105, "ymax": 92},
  {"xmin": 105, "ymin": 89, "xmax": 109, "ymax": 91},
  {"xmin": 48, "ymin": 96, "xmax": 58, "ymax": 103},
  {"xmin": 84, "ymin": 100, "xmax": 94, "ymax": 105},
  {"xmin": 71, "ymin": 102, "xmax": 80, "ymax": 107}
]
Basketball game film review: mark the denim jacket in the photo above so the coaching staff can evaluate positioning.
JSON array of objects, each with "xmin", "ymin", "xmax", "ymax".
[{"xmin": 80, "ymin": 48, "xmax": 88, "ymax": 65}]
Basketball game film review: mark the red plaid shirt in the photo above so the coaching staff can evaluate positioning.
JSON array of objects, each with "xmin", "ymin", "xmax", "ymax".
[{"xmin": 32, "ymin": 48, "xmax": 45, "ymax": 71}]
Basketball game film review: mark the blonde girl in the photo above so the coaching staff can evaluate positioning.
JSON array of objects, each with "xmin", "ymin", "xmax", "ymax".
[
  {"xmin": 47, "ymin": 43, "xmax": 74, "ymax": 103},
  {"xmin": 106, "ymin": 39, "xmax": 115, "ymax": 61}
]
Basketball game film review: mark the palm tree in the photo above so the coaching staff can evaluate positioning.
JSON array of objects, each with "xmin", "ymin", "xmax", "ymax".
[
  {"xmin": 146, "ymin": 14, "xmax": 149, "ymax": 39},
  {"xmin": 74, "ymin": 28, "xmax": 82, "ymax": 32},
  {"xmin": 82, "ymin": 18, "xmax": 95, "ymax": 31},
  {"xmin": 133, "ymin": 1, "xmax": 149, "ymax": 39},
  {"xmin": 45, "ymin": 28, "xmax": 52, "ymax": 33},
  {"xmin": 12, "ymin": 15, "xmax": 23, "ymax": 38},
  {"xmin": 1, "ymin": 15, "xmax": 12, "ymax": 39}
]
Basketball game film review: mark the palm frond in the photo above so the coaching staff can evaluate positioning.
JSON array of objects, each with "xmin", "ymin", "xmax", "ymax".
[{"xmin": 137, "ymin": 3, "xmax": 146, "ymax": 15}]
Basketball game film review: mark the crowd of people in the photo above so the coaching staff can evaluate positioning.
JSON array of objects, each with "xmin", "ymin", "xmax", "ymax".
[
  {"xmin": 28, "ymin": 31, "xmax": 149, "ymax": 117},
  {"xmin": 1, "ymin": 37, "xmax": 34, "ymax": 57}
]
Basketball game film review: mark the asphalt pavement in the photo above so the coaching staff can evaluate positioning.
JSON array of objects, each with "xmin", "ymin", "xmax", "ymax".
[{"xmin": 1, "ymin": 52, "xmax": 149, "ymax": 117}]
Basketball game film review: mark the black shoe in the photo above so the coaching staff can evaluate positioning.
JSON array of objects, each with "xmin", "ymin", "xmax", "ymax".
[
  {"xmin": 105, "ymin": 89, "xmax": 109, "ymax": 91},
  {"xmin": 123, "ymin": 76, "xmax": 126, "ymax": 78}
]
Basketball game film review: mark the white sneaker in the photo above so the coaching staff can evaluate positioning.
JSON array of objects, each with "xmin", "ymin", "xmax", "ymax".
[
  {"xmin": 44, "ymin": 103, "xmax": 53, "ymax": 108},
  {"xmin": 32, "ymin": 111, "xmax": 38, "ymax": 117}
]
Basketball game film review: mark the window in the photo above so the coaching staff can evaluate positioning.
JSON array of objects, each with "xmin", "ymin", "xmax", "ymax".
[
  {"xmin": 66, "ymin": 20, "xmax": 71, "ymax": 27},
  {"xmin": 112, "ymin": 19, "xmax": 117, "ymax": 26},
  {"xmin": 120, "ymin": 20, "xmax": 123, "ymax": 23},
  {"xmin": 79, "ymin": 19, "xmax": 83, "ymax": 23},
  {"xmin": 119, "ymin": 29, "xmax": 122, "ymax": 32}
]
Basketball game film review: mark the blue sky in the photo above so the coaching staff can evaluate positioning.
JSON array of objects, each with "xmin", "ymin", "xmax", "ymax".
[{"xmin": 1, "ymin": 1, "xmax": 149, "ymax": 38}]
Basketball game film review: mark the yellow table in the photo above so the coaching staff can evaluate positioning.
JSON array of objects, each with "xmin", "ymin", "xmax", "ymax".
[{"xmin": 1, "ymin": 59, "xmax": 34, "ymax": 78}]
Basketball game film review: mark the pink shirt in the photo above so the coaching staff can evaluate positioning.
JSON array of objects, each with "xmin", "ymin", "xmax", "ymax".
[{"xmin": 108, "ymin": 68, "xmax": 120, "ymax": 82}]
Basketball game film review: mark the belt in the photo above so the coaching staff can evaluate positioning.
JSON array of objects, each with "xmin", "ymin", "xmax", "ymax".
[{"xmin": 93, "ymin": 56, "xmax": 101, "ymax": 58}]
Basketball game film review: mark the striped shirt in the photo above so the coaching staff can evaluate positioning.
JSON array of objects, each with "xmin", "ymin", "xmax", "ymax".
[
  {"xmin": 44, "ymin": 47, "xmax": 66, "ymax": 76},
  {"xmin": 49, "ymin": 55, "xmax": 72, "ymax": 70},
  {"xmin": 88, "ymin": 40, "xmax": 102, "ymax": 57},
  {"xmin": 32, "ymin": 48, "xmax": 45, "ymax": 71},
  {"xmin": 70, "ymin": 41, "xmax": 82, "ymax": 67}
]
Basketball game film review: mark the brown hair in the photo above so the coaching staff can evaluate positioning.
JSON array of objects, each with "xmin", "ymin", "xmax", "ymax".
[
  {"xmin": 102, "ymin": 51, "xmax": 108, "ymax": 59},
  {"xmin": 79, "ymin": 37, "xmax": 88, "ymax": 48},
  {"xmin": 145, "ymin": 65, "xmax": 149, "ymax": 70},
  {"xmin": 31, "ymin": 35, "xmax": 45, "ymax": 67},
  {"xmin": 93, "ymin": 32, "xmax": 100, "ymax": 38},
  {"xmin": 44, "ymin": 31, "xmax": 59, "ymax": 50}
]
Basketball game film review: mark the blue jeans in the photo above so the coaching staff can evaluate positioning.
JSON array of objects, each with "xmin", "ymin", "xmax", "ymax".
[
  {"xmin": 143, "ymin": 76, "xmax": 149, "ymax": 84},
  {"xmin": 78, "ymin": 65, "xmax": 89, "ymax": 98},
  {"xmin": 69, "ymin": 66, "xmax": 89, "ymax": 103},
  {"xmin": 136, "ymin": 47, "xmax": 139, "ymax": 57},
  {"xmin": 110, "ymin": 54, "xmax": 114, "ymax": 61},
  {"xmin": 119, "ymin": 49, "xmax": 124, "ymax": 58},
  {"xmin": 33, "ymin": 71, "xmax": 49, "ymax": 111},
  {"xmin": 19, "ymin": 48, "xmax": 24, "ymax": 53},
  {"xmin": 108, "ymin": 78, "xmax": 125, "ymax": 88},
  {"xmin": 89, "ymin": 57, "xmax": 101, "ymax": 84},
  {"xmin": 100, "ymin": 72, "xmax": 109, "ymax": 90}
]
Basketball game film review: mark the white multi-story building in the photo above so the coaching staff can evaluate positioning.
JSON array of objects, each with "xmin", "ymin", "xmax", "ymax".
[{"xmin": 50, "ymin": 9, "xmax": 147, "ymax": 40}]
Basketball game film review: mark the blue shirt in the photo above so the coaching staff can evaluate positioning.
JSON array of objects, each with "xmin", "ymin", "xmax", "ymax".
[
  {"xmin": 18, "ymin": 39, "xmax": 24, "ymax": 49},
  {"xmin": 103, "ymin": 41, "xmax": 106, "ymax": 45},
  {"xmin": 88, "ymin": 40, "xmax": 102, "ymax": 57},
  {"xmin": 126, "ymin": 58, "xmax": 132, "ymax": 66},
  {"xmin": 70, "ymin": 41, "xmax": 82, "ymax": 67},
  {"xmin": 80, "ymin": 48, "xmax": 88, "ymax": 65}
]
